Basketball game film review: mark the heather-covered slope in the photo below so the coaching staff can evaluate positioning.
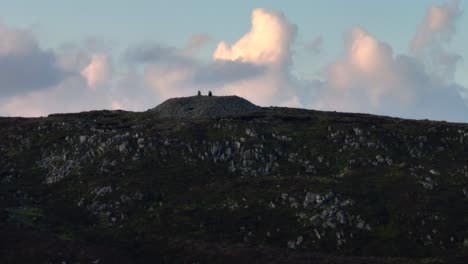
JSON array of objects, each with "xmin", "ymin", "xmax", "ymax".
[{"xmin": 1, "ymin": 106, "xmax": 467, "ymax": 263}]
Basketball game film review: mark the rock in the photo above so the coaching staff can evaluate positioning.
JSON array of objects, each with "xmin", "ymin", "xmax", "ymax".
[
  {"xmin": 245, "ymin": 128, "xmax": 257, "ymax": 137},
  {"xmin": 296, "ymin": 236, "xmax": 303, "ymax": 246},
  {"xmin": 317, "ymin": 156, "xmax": 324, "ymax": 163},
  {"xmin": 303, "ymin": 192, "xmax": 316, "ymax": 207},
  {"xmin": 376, "ymin": 155, "xmax": 385, "ymax": 163},
  {"xmin": 243, "ymin": 149, "xmax": 253, "ymax": 160},
  {"xmin": 137, "ymin": 138, "xmax": 145, "ymax": 148},
  {"xmin": 228, "ymin": 161, "xmax": 236, "ymax": 173},
  {"xmin": 118, "ymin": 142, "xmax": 128, "ymax": 153},
  {"xmin": 225, "ymin": 147, "xmax": 232, "ymax": 156},
  {"xmin": 386, "ymin": 158, "xmax": 393, "ymax": 166},
  {"xmin": 305, "ymin": 165, "xmax": 315, "ymax": 174},
  {"xmin": 353, "ymin": 127, "xmax": 363, "ymax": 136},
  {"xmin": 94, "ymin": 186, "xmax": 112, "ymax": 196},
  {"xmin": 356, "ymin": 220, "xmax": 366, "ymax": 229},
  {"xmin": 234, "ymin": 141, "xmax": 241, "ymax": 150}
]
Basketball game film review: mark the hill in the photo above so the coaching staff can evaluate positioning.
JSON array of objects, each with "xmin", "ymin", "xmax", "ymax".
[{"xmin": 1, "ymin": 97, "xmax": 467, "ymax": 263}]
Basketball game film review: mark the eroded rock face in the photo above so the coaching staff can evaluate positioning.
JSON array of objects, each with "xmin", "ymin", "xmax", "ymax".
[
  {"xmin": 148, "ymin": 95, "xmax": 265, "ymax": 119},
  {"xmin": 1, "ymin": 107, "xmax": 468, "ymax": 263}
]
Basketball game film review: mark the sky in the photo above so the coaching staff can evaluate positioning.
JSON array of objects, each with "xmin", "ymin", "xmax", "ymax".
[{"xmin": 0, "ymin": 0, "xmax": 467, "ymax": 122}]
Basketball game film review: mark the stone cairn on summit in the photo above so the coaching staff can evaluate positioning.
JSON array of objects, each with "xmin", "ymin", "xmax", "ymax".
[{"xmin": 148, "ymin": 92, "xmax": 264, "ymax": 119}]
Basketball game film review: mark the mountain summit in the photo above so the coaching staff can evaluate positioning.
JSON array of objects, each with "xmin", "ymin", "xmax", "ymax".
[{"xmin": 149, "ymin": 95, "xmax": 264, "ymax": 119}]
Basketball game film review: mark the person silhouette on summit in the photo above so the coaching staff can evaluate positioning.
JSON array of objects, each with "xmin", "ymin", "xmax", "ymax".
[
  {"xmin": 197, "ymin": 90, "xmax": 201, "ymax": 96},
  {"xmin": 208, "ymin": 91, "xmax": 212, "ymax": 97}
]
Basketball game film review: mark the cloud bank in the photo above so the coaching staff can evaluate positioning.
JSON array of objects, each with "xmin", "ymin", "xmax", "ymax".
[
  {"xmin": 0, "ymin": 22, "xmax": 64, "ymax": 97},
  {"xmin": 315, "ymin": 27, "xmax": 467, "ymax": 121},
  {"xmin": 0, "ymin": 2, "xmax": 467, "ymax": 122},
  {"xmin": 81, "ymin": 54, "xmax": 113, "ymax": 89}
]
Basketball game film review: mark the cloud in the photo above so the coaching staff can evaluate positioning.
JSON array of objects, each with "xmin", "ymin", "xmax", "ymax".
[
  {"xmin": 1, "ymin": 4, "xmax": 467, "ymax": 123},
  {"xmin": 184, "ymin": 34, "xmax": 210, "ymax": 55},
  {"xmin": 314, "ymin": 27, "xmax": 468, "ymax": 122},
  {"xmin": 211, "ymin": 8, "xmax": 305, "ymax": 106},
  {"xmin": 305, "ymin": 36, "xmax": 323, "ymax": 54},
  {"xmin": 410, "ymin": 0, "xmax": 462, "ymax": 80},
  {"xmin": 125, "ymin": 31, "xmax": 268, "ymax": 102},
  {"xmin": 125, "ymin": 43, "xmax": 195, "ymax": 66},
  {"xmin": 104, "ymin": 5, "xmax": 468, "ymax": 122},
  {"xmin": 141, "ymin": 53, "xmax": 266, "ymax": 100},
  {"xmin": 213, "ymin": 8, "xmax": 296, "ymax": 66},
  {"xmin": 0, "ymin": 22, "xmax": 64, "ymax": 97},
  {"xmin": 0, "ymin": 76, "xmax": 109, "ymax": 117},
  {"xmin": 192, "ymin": 61, "xmax": 266, "ymax": 86},
  {"xmin": 411, "ymin": 0, "xmax": 461, "ymax": 52},
  {"xmin": 0, "ymin": 34, "xmax": 118, "ymax": 116},
  {"xmin": 80, "ymin": 54, "xmax": 113, "ymax": 89}
]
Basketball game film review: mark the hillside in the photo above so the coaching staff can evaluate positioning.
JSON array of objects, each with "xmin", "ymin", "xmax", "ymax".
[{"xmin": 1, "ymin": 98, "xmax": 468, "ymax": 263}]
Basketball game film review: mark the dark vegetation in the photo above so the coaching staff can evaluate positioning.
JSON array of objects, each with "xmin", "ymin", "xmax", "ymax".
[{"xmin": 1, "ymin": 106, "xmax": 467, "ymax": 263}]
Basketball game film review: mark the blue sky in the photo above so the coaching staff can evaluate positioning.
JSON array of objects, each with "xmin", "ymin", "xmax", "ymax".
[{"xmin": 0, "ymin": 1, "xmax": 467, "ymax": 121}]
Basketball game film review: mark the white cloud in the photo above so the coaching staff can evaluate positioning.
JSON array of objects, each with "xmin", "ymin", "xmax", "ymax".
[
  {"xmin": 81, "ymin": 54, "xmax": 113, "ymax": 89},
  {"xmin": 210, "ymin": 8, "xmax": 305, "ymax": 106},
  {"xmin": 213, "ymin": 8, "xmax": 296, "ymax": 66}
]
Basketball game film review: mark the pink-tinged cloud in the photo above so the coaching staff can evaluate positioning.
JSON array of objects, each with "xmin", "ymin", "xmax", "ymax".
[
  {"xmin": 210, "ymin": 8, "xmax": 303, "ymax": 107},
  {"xmin": 111, "ymin": 100, "xmax": 127, "ymax": 110},
  {"xmin": 314, "ymin": 25, "xmax": 467, "ymax": 122},
  {"xmin": 348, "ymin": 28, "xmax": 393, "ymax": 74},
  {"xmin": 410, "ymin": 0, "xmax": 461, "ymax": 80},
  {"xmin": 0, "ymin": 23, "xmax": 35, "ymax": 55},
  {"xmin": 81, "ymin": 54, "xmax": 112, "ymax": 89},
  {"xmin": 213, "ymin": 8, "xmax": 296, "ymax": 66},
  {"xmin": 321, "ymin": 27, "xmax": 399, "ymax": 107},
  {"xmin": 144, "ymin": 63, "xmax": 195, "ymax": 99},
  {"xmin": 411, "ymin": 0, "xmax": 460, "ymax": 53},
  {"xmin": 184, "ymin": 34, "xmax": 210, "ymax": 55},
  {"xmin": 0, "ymin": 76, "xmax": 107, "ymax": 117}
]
